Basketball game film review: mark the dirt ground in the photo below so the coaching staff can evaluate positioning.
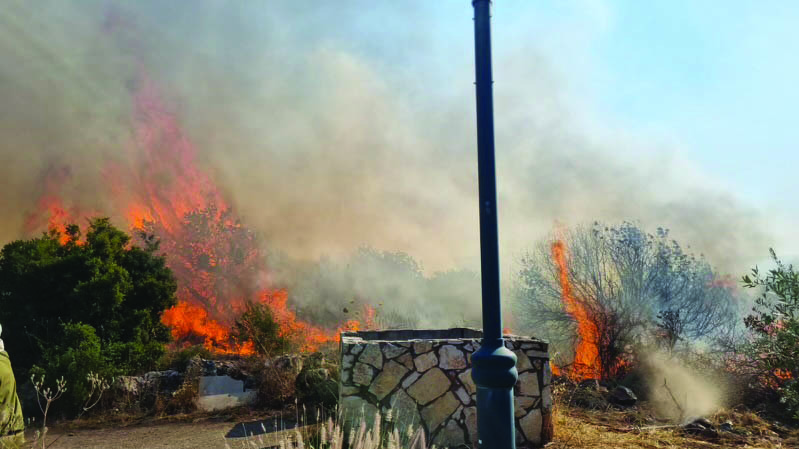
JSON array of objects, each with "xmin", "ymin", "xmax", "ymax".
[
  {"xmin": 38, "ymin": 421, "xmax": 236, "ymax": 449},
  {"xmin": 12, "ymin": 395, "xmax": 799, "ymax": 449},
  {"xmin": 26, "ymin": 415, "xmax": 302, "ymax": 449}
]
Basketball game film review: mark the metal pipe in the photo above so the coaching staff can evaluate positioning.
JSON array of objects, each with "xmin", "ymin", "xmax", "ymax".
[{"xmin": 469, "ymin": 1, "xmax": 518, "ymax": 448}]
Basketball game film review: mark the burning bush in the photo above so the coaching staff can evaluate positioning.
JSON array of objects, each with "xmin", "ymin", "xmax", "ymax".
[
  {"xmin": 514, "ymin": 222, "xmax": 740, "ymax": 381},
  {"xmin": 232, "ymin": 301, "xmax": 290, "ymax": 356}
]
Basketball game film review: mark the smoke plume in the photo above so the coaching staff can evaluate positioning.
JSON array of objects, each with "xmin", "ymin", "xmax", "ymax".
[
  {"xmin": 0, "ymin": 1, "xmax": 776, "ymax": 327},
  {"xmin": 644, "ymin": 352, "xmax": 726, "ymax": 423}
]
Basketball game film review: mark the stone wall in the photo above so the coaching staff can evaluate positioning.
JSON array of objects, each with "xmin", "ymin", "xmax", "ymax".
[{"xmin": 339, "ymin": 329, "xmax": 552, "ymax": 448}]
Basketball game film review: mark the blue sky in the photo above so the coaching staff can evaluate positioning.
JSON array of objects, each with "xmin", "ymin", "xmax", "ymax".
[
  {"xmin": 304, "ymin": 0, "xmax": 798, "ymax": 209},
  {"xmin": 293, "ymin": 0, "xmax": 798, "ymax": 266},
  {"xmin": 507, "ymin": 0, "xmax": 799, "ymax": 206},
  {"xmin": 1, "ymin": 0, "xmax": 794, "ymax": 273}
]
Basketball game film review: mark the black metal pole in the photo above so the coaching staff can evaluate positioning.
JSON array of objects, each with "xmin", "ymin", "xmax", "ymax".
[{"xmin": 469, "ymin": 1, "xmax": 518, "ymax": 448}]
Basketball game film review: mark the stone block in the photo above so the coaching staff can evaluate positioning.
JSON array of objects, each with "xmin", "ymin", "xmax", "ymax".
[
  {"xmin": 381, "ymin": 343, "xmax": 407, "ymax": 359},
  {"xmin": 341, "ymin": 367, "xmax": 352, "ymax": 385},
  {"xmin": 455, "ymin": 386, "xmax": 471, "ymax": 405},
  {"xmin": 359, "ymin": 344, "xmax": 383, "ymax": 369},
  {"xmin": 387, "ymin": 389, "xmax": 422, "ymax": 428},
  {"xmin": 514, "ymin": 350, "xmax": 533, "ymax": 372},
  {"xmin": 542, "ymin": 385, "xmax": 553, "ymax": 411},
  {"xmin": 458, "ymin": 369, "xmax": 476, "ymax": 395},
  {"xmin": 197, "ymin": 390, "xmax": 256, "ymax": 411},
  {"xmin": 439, "ymin": 345, "xmax": 467, "ymax": 370},
  {"xmin": 341, "ymin": 386, "xmax": 360, "ymax": 395},
  {"xmin": 402, "ymin": 371, "xmax": 421, "ymax": 389},
  {"xmin": 341, "ymin": 395, "xmax": 379, "ymax": 428},
  {"xmin": 368, "ymin": 361, "xmax": 409, "ymax": 400},
  {"xmin": 396, "ymin": 352, "xmax": 414, "ymax": 370},
  {"xmin": 199, "ymin": 375, "xmax": 244, "ymax": 396},
  {"xmin": 463, "ymin": 406, "xmax": 478, "ymax": 443},
  {"xmin": 516, "ymin": 428, "xmax": 526, "ymax": 446},
  {"xmin": 413, "ymin": 341, "xmax": 433, "ymax": 355},
  {"xmin": 519, "ymin": 408, "xmax": 542, "ymax": 445},
  {"xmin": 414, "ymin": 351, "xmax": 438, "ymax": 372},
  {"xmin": 352, "ymin": 362, "xmax": 375, "ymax": 386},
  {"xmin": 515, "ymin": 395, "xmax": 535, "ymax": 417},
  {"xmin": 407, "ymin": 368, "xmax": 449, "ymax": 405},
  {"xmin": 518, "ymin": 371, "xmax": 540, "ymax": 396},
  {"xmin": 421, "ymin": 392, "xmax": 459, "ymax": 433}
]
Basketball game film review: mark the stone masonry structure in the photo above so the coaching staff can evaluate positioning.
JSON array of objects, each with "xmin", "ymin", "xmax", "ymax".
[{"xmin": 339, "ymin": 328, "xmax": 553, "ymax": 448}]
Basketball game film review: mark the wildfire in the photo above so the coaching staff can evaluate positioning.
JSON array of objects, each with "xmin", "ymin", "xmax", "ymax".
[
  {"xmin": 551, "ymin": 240, "xmax": 602, "ymax": 380},
  {"xmin": 23, "ymin": 165, "xmax": 92, "ymax": 245},
  {"xmin": 22, "ymin": 13, "xmax": 372, "ymax": 356},
  {"xmin": 162, "ymin": 301, "xmax": 255, "ymax": 356}
]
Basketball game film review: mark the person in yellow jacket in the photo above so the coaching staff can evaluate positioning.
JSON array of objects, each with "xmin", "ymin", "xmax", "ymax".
[{"xmin": 0, "ymin": 324, "xmax": 25, "ymax": 445}]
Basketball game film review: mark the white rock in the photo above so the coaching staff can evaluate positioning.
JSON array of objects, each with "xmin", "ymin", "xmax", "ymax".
[
  {"xmin": 455, "ymin": 387, "xmax": 471, "ymax": 405},
  {"xmin": 439, "ymin": 345, "xmax": 467, "ymax": 370}
]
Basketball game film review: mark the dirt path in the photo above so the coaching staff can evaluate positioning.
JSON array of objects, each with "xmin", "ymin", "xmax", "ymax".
[
  {"xmin": 27, "ymin": 416, "xmax": 308, "ymax": 449},
  {"xmin": 38, "ymin": 421, "xmax": 236, "ymax": 449}
]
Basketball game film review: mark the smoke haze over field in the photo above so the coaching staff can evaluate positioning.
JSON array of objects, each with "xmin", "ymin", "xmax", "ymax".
[{"xmin": 0, "ymin": 1, "xmax": 786, "ymax": 325}]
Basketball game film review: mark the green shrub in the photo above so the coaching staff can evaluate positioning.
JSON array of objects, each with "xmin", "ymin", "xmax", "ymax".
[
  {"xmin": 0, "ymin": 218, "xmax": 178, "ymax": 416},
  {"xmin": 232, "ymin": 301, "xmax": 290, "ymax": 356},
  {"xmin": 157, "ymin": 345, "xmax": 213, "ymax": 372},
  {"xmin": 31, "ymin": 323, "xmax": 116, "ymax": 416},
  {"xmin": 743, "ymin": 249, "xmax": 799, "ymax": 420},
  {"xmin": 295, "ymin": 353, "xmax": 339, "ymax": 410}
]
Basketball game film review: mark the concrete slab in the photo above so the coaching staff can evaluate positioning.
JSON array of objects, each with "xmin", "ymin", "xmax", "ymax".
[{"xmin": 197, "ymin": 375, "xmax": 256, "ymax": 411}]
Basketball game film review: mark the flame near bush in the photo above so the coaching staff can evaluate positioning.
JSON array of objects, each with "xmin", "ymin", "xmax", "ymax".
[{"xmin": 515, "ymin": 222, "xmax": 739, "ymax": 381}]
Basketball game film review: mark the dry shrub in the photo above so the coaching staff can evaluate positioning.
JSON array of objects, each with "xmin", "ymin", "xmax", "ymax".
[
  {"xmin": 164, "ymin": 381, "xmax": 198, "ymax": 415},
  {"xmin": 161, "ymin": 356, "xmax": 202, "ymax": 415},
  {"xmin": 245, "ymin": 355, "xmax": 300, "ymax": 409},
  {"xmin": 257, "ymin": 367, "xmax": 296, "ymax": 409}
]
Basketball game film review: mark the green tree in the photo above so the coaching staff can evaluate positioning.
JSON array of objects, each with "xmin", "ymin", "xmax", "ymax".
[
  {"xmin": 0, "ymin": 218, "xmax": 177, "ymax": 413},
  {"xmin": 742, "ymin": 249, "xmax": 799, "ymax": 419}
]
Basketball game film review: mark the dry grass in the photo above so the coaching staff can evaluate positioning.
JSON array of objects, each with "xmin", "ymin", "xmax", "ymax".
[{"xmin": 548, "ymin": 399, "xmax": 799, "ymax": 449}]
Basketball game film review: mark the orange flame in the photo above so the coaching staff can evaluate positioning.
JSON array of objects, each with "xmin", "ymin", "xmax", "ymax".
[
  {"xmin": 162, "ymin": 301, "xmax": 255, "ymax": 356},
  {"xmin": 551, "ymin": 240, "xmax": 602, "ymax": 380},
  {"xmin": 21, "ymin": 21, "xmax": 371, "ymax": 355}
]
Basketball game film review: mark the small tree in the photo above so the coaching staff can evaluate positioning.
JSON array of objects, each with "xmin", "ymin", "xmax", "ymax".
[
  {"xmin": 514, "ymin": 222, "xmax": 739, "ymax": 379},
  {"xmin": 233, "ymin": 301, "xmax": 290, "ymax": 356},
  {"xmin": 742, "ymin": 249, "xmax": 799, "ymax": 418}
]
